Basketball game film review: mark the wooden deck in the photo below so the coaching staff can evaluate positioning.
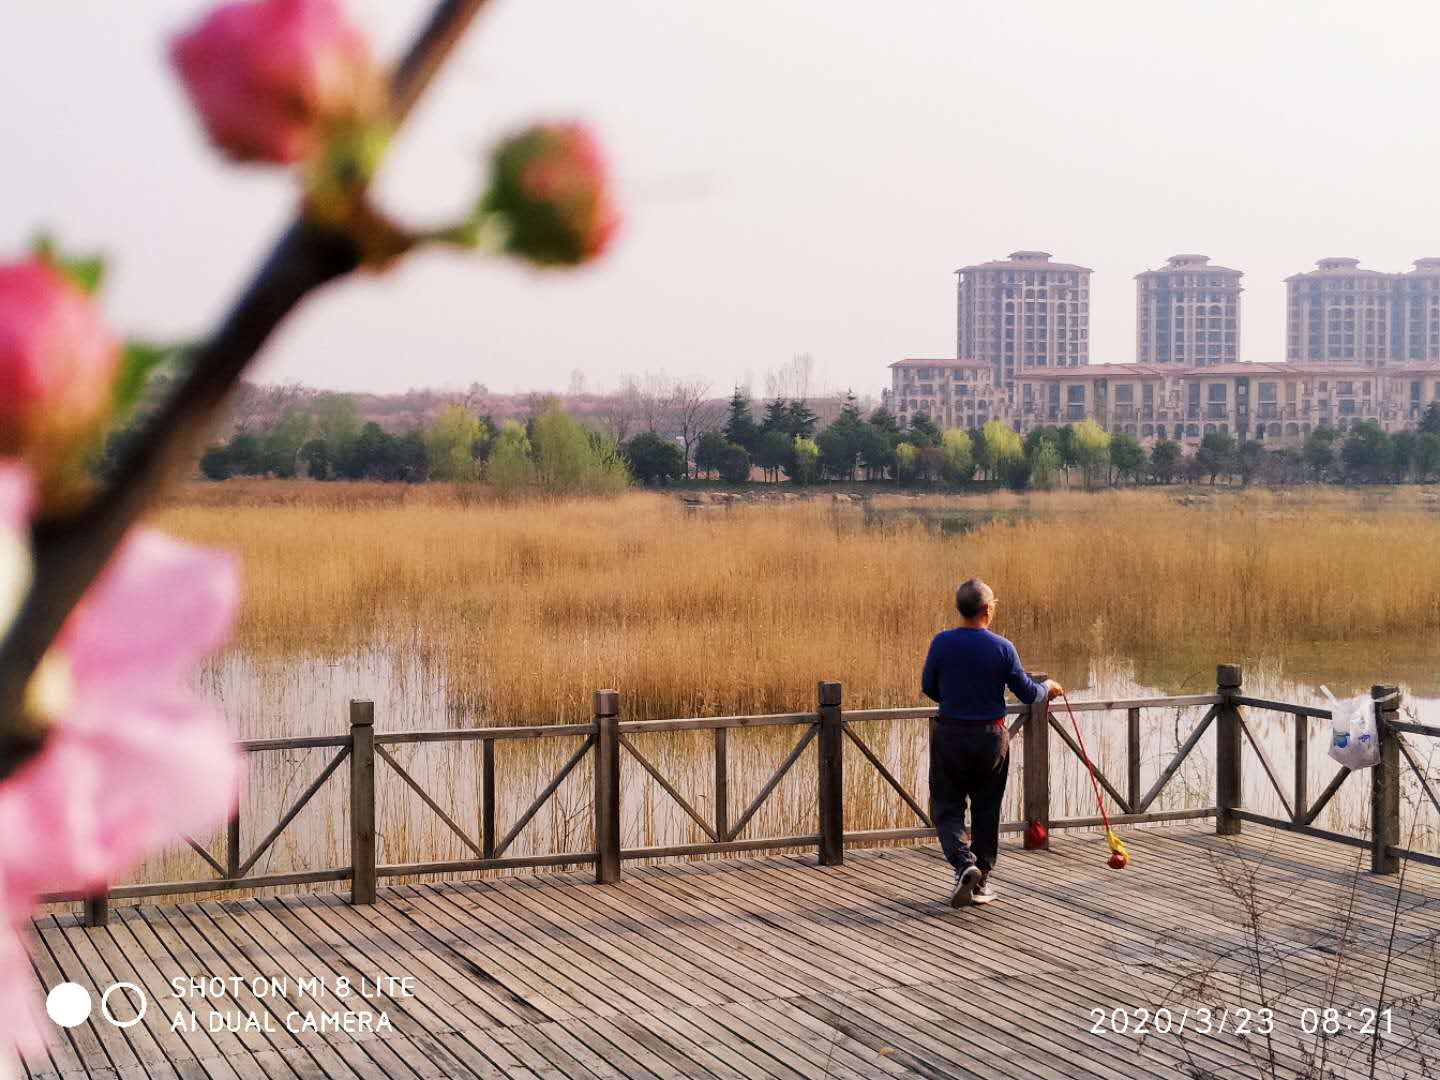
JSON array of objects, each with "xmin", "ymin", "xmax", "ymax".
[{"xmin": 23, "ymin": 823, "xmax": 1440, "ymax": 1080}]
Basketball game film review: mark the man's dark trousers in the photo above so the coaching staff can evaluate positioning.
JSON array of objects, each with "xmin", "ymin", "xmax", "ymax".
[{"xmin": 929, "ymin": 720, "xmax": 1010, "ymax": 875}]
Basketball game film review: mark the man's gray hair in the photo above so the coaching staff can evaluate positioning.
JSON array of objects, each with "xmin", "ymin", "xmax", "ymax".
[{"xmin": 955, "ymin": 578, "xmax": 993, "ymax": 619}]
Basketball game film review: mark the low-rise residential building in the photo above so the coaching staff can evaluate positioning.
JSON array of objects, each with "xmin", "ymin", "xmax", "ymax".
[
  {"xmin": 884, "ymin": 359, "xmax": 1003, "ymax": 430},
  {"xmin": 1013, "ymin": 363, "xmax": 1440, "ymax": 447},
  {"xmin": 882, "ymin": 355, "xmax": 1440, "ymax": 448}
]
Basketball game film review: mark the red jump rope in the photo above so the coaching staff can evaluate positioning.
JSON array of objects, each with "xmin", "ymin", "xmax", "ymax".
[{"xmin": 1027, "ymin": 691, "xmax": 1130, "ymax": 870}]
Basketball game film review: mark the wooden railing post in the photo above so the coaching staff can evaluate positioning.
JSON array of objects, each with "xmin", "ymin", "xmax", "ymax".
[
  {"xmin": 83, "ymin": 890, "xmax": 109, "ymax": 928},
  {"xmin": 1022, "ymin": 672, "xmax": 1050, "ymax": 846},
  {"xmin": 1215, "ymin": 664, "xmax": 1243, "ymax": 836},
  {"xmin": 1371, "ymin": 684, "xmax": 1401, "ymax": 875},
  {"xmin": 350, "ymin": 700, "xmax": 376, "ymax": 905},
  {"xmin": 817, "ymin": 681, "xmax": 844, "ymax": 866},
  {"xmin": 481, "ymin": 737, "xmax": 496, "ymax": 860},
  {"xmin": 1293, "ymin": 711, "xmax": 1309, "ymax": 827},
  {"xmin": 594, "ymin": 689, "xmax": 621, "ymax": 884},
  {"xmin": 226, "ymin": 809, "xmax": 241, "ymax": 880},
  {"xmin": 713, "ymin": 727, "xmax": 729, "ymax": 842},
  {"xmin": 1127, "ymin": 707, "xmax": 1141, "ymax": 813}
]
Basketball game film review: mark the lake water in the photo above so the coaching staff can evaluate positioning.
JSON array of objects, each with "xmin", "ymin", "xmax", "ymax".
[{"xmin": 107, "ymin": 646, "xmax": 1440, "ymax": 897}]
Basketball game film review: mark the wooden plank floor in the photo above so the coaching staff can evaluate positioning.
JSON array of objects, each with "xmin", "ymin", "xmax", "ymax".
[{"xmin": 21, "ymin": 824, "xmax": 1440, "ymax": 1079}]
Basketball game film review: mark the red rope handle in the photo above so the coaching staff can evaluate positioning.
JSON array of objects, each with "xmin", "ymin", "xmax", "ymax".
[{"xmin": 1060, "ymin": 691, "xmax": 1112, "ymax": 834}]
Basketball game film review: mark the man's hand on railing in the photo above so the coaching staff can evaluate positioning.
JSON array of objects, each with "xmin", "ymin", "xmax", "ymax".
[{"xmin": 1044, "ymin": 680, "xmax": 1065, "ymax": 701}]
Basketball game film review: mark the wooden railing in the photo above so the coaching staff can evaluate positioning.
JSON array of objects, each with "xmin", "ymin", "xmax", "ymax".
[
  {"xmin": 49, "ymin": 663, "xmax": 1429, "ymax": 926},
  {"xmin": 1231, "ymin": 680, "xmax": 1440, "ymax": 873}
]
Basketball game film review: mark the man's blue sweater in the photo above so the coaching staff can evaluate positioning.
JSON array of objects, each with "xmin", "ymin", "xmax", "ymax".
[{"xmin": 921, "ymin": 627, "xmax": 1044, "ymax": 723}]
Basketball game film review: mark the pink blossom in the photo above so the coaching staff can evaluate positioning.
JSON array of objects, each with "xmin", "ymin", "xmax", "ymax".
[
  {"xmin": 0, "ymin": 465, "xmax": 30, "ymax": 529},
  {"xmin": 0, "ymin": 915, "xmax": 46, "ymax": 1060},
  {"xmin": 0, "ymin": 493, "xmax": 241, "ymax": 1061},
  {"xmin": 0, "ymin": 465, "xmax": 43, "ymax": 1059},
  {"xmin": 482, "ymin": 123, "xmax": 621, "ymax": 266},
  {"xmin": 0, "ymin": 263, "xmax": 121, "ymax": 498},
  {"xmin": 0, "ymin": 530, "xmax": 240, "ymax": 894},
  {"xmin": 171, "ymin": 0, "xmax": 383, "ymax": 165},
  {"xmin": 0, "ymin": 465, "xmax": 32, "ymax": 633}
]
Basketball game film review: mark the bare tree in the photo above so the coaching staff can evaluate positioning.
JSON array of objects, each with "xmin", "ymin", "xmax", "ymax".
[
  {"xmin": 636, "ymin": 371, "xmax": 675, "ymax": 434},
  {"xmin": 765, "ymin": 353, "xmax": 814, "ymax": 402},
  {"xmin": 596, "ymin": 374, "xmax": 644, "ymax": 444},
  {"xmin": 458, "ymin": 382, "xmax": 489, "ymax": 412},
  {"xmin": 225, "ymin": 379, "xmax": 313, "ymax": 433},
  {"xmin": 670, "ymin": 378, "xmax": 723, "ymax": 477}
]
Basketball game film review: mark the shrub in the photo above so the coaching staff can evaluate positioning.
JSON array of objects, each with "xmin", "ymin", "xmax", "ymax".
[
  {"xmin": 694, "ymin": 431, "xmax": 727, "ymax": 478},
  {"xmin": 939, "ymin": 428, "xmax": 974, "ymax": 486},
  {"xmin": 893, "ymin": 441, "xmax": 917, "ymax": 483},
  {"xmin": 624, "ymin": 432, "xmax": 686, "ymax": 486},
  {"xmin": 717, "ymin": 443, "xmax": 751, "ymax": 483},
  {"xmin": 425, "ymin": 404, "xmax": 486, "ymax": 483},
  {"xmin": 531, "ymin": 401, "xmax": 629, "ymax": 494},
  {"xmin": 199, "ymin": 444, "xmax": 232, "ymax": 481},
  {"xmin": 486, "ymin": 421, "xmax": 536, "ymax": 492},
  {"xmin": 788, "ymin": 437, "xmax": 820, "ymax": 485},
  {"xmin": 1029, "ymin": 442, "xmax": 1060, "ymax": 490},
  {"xmin": 976, "ymin": 420, "xmax": 1022, "ymax": 481}
]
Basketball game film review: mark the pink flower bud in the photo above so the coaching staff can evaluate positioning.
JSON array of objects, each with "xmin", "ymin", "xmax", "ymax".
[
  {"xmin": 0, "ymin": 262, "xmax": 120, "ymax": 494},
  {"xmin": 482, "ymin": 123, "xmax": 621, "ymax": 266},
  {"xmin": 171, "ymin": 0, "xmax": 383, "ymax": 165}
]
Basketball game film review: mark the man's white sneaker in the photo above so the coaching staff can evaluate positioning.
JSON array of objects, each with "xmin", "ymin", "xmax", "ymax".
[
  {"xmin": 970, "ymin": 879, "xmax": 998, "ymax": 905},
  {"xmin": 948, "ymin": 866, "xmax": 982, "ymax": 908}
]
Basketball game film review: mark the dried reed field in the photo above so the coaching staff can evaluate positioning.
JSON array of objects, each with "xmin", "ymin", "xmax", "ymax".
[{"xmin": 160, "ymin": 482, "xmax": 1440, "ymax": 725}]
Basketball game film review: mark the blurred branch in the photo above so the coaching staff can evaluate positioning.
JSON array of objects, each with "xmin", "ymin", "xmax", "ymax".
[
  {"xmin": 390, "ymin": 0, "xmax": 489, "ymax": 122},
  {"xmin": 0, "ymin": 0, "xmax": 493, "ymax": 774}
]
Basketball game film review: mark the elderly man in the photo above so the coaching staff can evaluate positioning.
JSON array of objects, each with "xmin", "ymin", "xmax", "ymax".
[{"xmin": 922, "ymin": 578, "xmax": 1061, "ymax": 907}]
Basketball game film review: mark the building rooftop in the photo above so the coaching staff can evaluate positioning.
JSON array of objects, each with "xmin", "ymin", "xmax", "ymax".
[
  {"xmin": 1373, "ymin": 362, "xmax": 1440, "ymax": 375},
  {"xmin": 889, "ymin": 358, "xmax": 991, "ymax": 369},
  {"xmin": 1198, "ymin": 362, "xmax": 1327, "ymax": 376},
  {"xmin": 1285, "ymin": 257, "xmax": 1392, "ymax": 281},
  {"xmin": 1135, "ymin": 253, "xmax": 1243, "ymax": 277},
  {"xmin": 1407, "ymin": 258, "xmax": 1440, "ymax": 274},
  {"xmin": 955, "ymin": 250, "xmax": 1092, "ymax": 274},
  {"xmin": 1017, "ymin": 361, "xmax": 1440, "ymax": 379},
  {"xmin": 1018, "ymin": 363, "xmax": 1176, "ymax": 379}
]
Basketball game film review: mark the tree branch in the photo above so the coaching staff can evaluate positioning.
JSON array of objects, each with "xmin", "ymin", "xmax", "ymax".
[
  {"xmin": 390, "ymin": 0, "xmax": 490, "ymax": 122},
  {"xmin": 0, "ymin": 0, "xmax": 493, "ymax": 775}
]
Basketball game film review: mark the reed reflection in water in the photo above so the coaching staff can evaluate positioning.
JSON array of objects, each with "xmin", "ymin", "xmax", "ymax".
[{"xmin": 115, "ymin": 651, "xmax": 1440, "ymax": 898}]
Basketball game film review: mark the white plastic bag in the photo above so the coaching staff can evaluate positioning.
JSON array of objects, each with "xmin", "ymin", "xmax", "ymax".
[{"xmin": 1320, "ymin": 685, "xmax": 1381, "ymax": 770}]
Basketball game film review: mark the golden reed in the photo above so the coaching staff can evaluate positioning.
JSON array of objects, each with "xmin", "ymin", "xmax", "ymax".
[{"xmin": 159, "ymin": 482, "xmax": 1440, "ymax": 724}]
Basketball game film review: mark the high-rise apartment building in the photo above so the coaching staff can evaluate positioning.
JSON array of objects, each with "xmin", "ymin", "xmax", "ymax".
[
  {"xmin": 956, "ymin": 250, "xmax": 1090, "ymax": 396},
  {"xmin": 1134, "ymin": 254, "xmax": 1242, "ymax": 365},
  {"xmin": 1285, "ymin": 258, "xmax": 1401, "ymax": 364},
  {"xmin": 1401, "ymin": 258, "xmax": 1440, "ymax": 362}
]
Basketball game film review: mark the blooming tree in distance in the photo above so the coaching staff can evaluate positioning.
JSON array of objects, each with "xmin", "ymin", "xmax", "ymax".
[{"xmin": 0, "ymin": 0, "xmax": 617, "ymax": 1061}]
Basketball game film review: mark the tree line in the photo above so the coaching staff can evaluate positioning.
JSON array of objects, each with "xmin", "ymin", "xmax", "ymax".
[
  {"xmin": 632, "ymin": 389, "xmax": 1440, "ymax": 489},
  {"xmin": 168, "ymin": 384, "xmax": 1440, "ymax": 494},
  {"xmin": 188, "ymin": 396, "xmax": 628, "ymax": 495}
]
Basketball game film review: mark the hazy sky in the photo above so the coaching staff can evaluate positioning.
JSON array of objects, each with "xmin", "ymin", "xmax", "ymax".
[{"xmin": 5, "ymin": 1, "xmax": 1440, "ymax": 398}]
